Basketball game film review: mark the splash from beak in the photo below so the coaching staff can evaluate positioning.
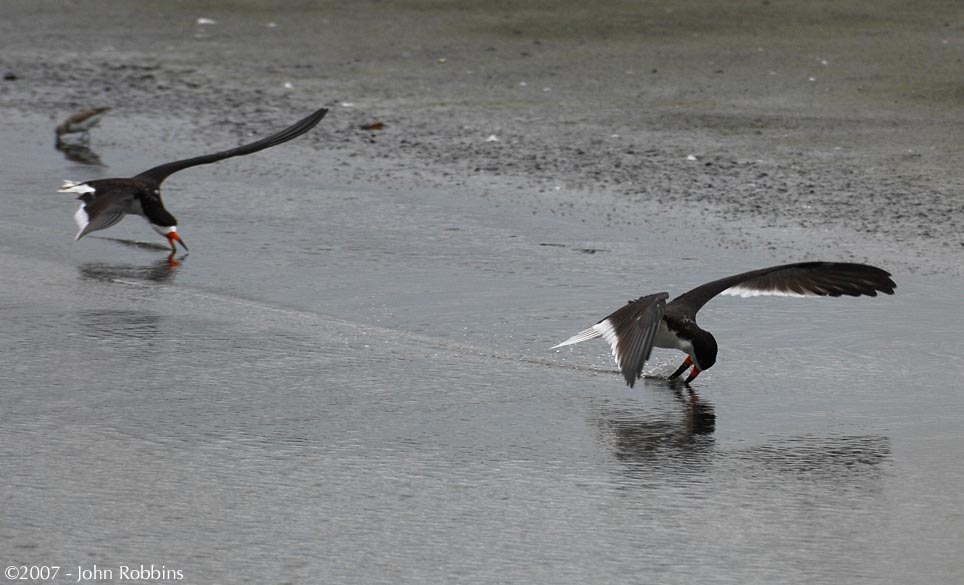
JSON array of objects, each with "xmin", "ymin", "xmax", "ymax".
[{"xmin": 167, "ymin": 231, "xmax": 188, "ymax": 252}]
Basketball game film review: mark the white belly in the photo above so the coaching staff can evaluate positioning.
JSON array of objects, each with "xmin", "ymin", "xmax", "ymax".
[{"xmin": 653, "ymin": 320, "xmax": 692, "ymax": 354}]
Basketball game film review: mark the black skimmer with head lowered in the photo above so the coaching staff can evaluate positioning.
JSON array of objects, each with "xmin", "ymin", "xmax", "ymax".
[
  {"xmin": 55, "ymin": 107, "xmax": 111, "ymax": 146},
  {"xmin": 552, "ymin": 262, "xmax": 896, "ymax": 387},
  {"xmin": 55, "ymin": 107, "xmax": 111, "ymax": 166},
  {"xmin": 60, "ymin": 108, "xmax": 328, "ymax": 253}
]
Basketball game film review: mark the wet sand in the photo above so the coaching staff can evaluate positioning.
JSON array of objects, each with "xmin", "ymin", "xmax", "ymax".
[
  {"xmin": 2, "ymin": 0, "xmax": 963, "ymax": 274},
  {"xmin": 2, "ymin": 2, "xmax": 963, "ymax": 584}
]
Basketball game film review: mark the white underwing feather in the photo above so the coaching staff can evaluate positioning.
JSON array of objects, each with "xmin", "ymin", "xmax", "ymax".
[
  {"xmin": 552, "ymin": 318, "xmax": 624, "ymax": 368},
  {"xmin": 73, "ymin": 205, "xmax": 89, "ymax": 239},
  {"xmin": 59, "ymin": 180, "xmax": 95, "ymax": 194},
  {"xmin": 721, "ymin": 285, "xmax": 817, "ymax": 298},
  {"xmin": 593, "ymin": 319, "xmax": 623, "ymax": 368}
]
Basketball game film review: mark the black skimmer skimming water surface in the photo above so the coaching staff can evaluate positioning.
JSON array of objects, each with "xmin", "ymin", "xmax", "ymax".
[
  {"xmin": 60, "ymin": 108, "xmax": 328, "ymax": 253},
  {"xmin": 55, "ymin": 107, "xmax": 111, "ymax": 146},
  {"xmin": 55, "ymin": 107, "xmax": 111, "ymax": 165},
  {"xmin": 552, "ymin": 262, "xmax": 896, "ymax": 387}
]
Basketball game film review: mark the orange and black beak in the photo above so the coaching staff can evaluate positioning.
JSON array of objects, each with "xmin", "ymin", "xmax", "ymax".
[
  {"xmin": 166, "ymin": 231, "xmax": 188, "ymax": 252},
  {"xmin": 669, "ymin": 355, "xmax": 701, "ymax": 384},
  {"xmin": 684, "ymin": 367, "xmax": 701, "ymax": 384}
]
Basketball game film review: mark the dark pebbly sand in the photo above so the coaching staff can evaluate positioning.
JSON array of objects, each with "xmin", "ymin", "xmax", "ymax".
[{"xmin": 2, "ymin": 0, "xmax": 962, "ymax": 274}]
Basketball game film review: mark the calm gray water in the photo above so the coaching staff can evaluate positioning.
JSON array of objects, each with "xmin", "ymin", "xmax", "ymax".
[{"xmin": 2, "ymin": 115, "xmax": 963, "ymax": 585}]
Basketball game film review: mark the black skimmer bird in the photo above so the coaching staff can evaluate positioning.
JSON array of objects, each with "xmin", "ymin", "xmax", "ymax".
[
  {"xmin": 55, "ymin": 107, "xmax": 111, "ymax": 166},
  {"xmin": 552, "ymin": 262, "xmax": 896, "ymax": 387},
  {"xmin": 60, "ymin": 108, "xmax": 328, "ymax": 253},
  {"xmin": 55, "ymin": 107, "xmax": 110, "ymax": 146}
]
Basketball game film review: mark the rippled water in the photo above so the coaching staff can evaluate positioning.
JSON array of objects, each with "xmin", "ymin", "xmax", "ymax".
[{"xmin": 2, "ymin": 116, "xmax": 962, "ymax": 584}]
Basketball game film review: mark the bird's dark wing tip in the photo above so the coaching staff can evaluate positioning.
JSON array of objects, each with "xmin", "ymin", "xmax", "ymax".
[
  {"xmin": 857, "ymin": 264, "xmax": 897, "ymax": 296},
  {"xmin": 309, "ymin": 108, "xmax": 329, "ymax": 124}
]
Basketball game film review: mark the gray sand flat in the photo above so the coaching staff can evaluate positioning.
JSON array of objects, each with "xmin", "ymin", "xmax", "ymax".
[{"xmin": 2, "ymin": 0, "xmax": 962, "ymax": 273}]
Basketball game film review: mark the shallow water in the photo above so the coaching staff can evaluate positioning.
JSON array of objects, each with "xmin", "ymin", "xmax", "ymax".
[{"xmin": 2, "ymin": 117, "xmax": 963, "ymax": 585}]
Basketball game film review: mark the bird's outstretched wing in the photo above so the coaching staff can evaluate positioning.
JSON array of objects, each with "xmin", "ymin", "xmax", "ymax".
[
  {"xmin": 134, "ymin": 108, "xmax": 328, "ymax": 186},
  {"xmin": 668, "ymin": 262, "xmax": 896, "ymax": 317},
  {"xmin": 553, "ymin": 292, "xmax": 669, "ymax": 387},
  {"xmin": 74, "ymin": 190, "xmax": 135, "ymax": 239},
  {"xmin": 56, "ymin": 107, "xmax": 110, "ymax": 135}
]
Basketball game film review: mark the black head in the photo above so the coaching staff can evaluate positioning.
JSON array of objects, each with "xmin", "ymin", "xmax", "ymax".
[
  {"xmin": 691, "ymin": 328, "xmax": 718, "ymax": 371},
  {"xmin": 136, "ymin": 186, "xmax": 177, "ymax": 226},
  {"xmin": 137, "ymin": 189, "xmax": 187, "ymax": 252}
]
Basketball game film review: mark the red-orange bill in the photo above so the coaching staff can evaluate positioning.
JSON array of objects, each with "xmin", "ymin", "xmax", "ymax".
[{"xmin": 168, "ymin": 232, "xmax": 188, "ymax": 251}]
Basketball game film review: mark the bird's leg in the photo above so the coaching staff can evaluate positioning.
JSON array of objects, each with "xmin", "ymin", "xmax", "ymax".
[{"xmin": 669, "ymin": 356, "xmax": 693, "ymax": 379}]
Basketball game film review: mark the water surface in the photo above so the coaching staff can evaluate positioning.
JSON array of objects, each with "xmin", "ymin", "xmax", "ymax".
[{"xmin": 2, "ymin": 116, "xmax": 962, "ymax": 585}]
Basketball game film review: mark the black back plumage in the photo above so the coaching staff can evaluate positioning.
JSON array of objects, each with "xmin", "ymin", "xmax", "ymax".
[{"xmin": 74, "ymin": 178, "xmax": 169, "ymax": 236}]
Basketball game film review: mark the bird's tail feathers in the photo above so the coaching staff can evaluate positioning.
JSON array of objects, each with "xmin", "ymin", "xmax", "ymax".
[
  {"xmin": 551, "ymin": 326, "xmax": 603, "ymax": 349},
  {"xmin": 59, "ymin": 180, "xmax": 95, "ymax": 194}
]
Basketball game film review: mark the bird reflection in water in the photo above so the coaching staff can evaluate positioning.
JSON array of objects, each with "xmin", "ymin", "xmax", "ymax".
[
  {"xmin": 55, "ymin": 107, "xmax": 110, "ymax": 166},
  {"xmin": 671, "ymin": 383, "xmax": 716, "ymax": 436},
  {"xmin": 740, "ymin": 435, "xmax": 891, "ymax": 480},
  {"xmin": 89, "ymin": 236, "xmax": 188, "ymax": 267},
  {"xmin": 594, "ymin": 385, "xmax": 890, "ymax": 489},
  {"xmin": 592, "ymin": 384, "xmax": 717, "ymax": 476},
  {"xmin": 56, "ymin": 143, "xmax": 105, "ymax": 166},
  {"xmin": 79, "ymin": 254, "xmax": 183, "ymax": 283}
]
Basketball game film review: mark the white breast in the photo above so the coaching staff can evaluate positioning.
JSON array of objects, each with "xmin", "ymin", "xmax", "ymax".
[{"xmin": 653, "ymin": 320, "xmax": 693, "ymax": 354}]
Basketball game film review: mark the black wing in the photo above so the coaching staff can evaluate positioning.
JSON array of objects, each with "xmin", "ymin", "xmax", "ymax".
[
  {"xmin": 668, "ymin": 262, "xmax": 896, "ymax": 318},
  {"xmin": 75, "ymin": 188, "xmax": 136, "ymax": 239},
  {"xmin": 553, "ymin": 292, "xmax": 669, "ymax": 387},
  {"xmin": 134, "ymin": 108, "xmax": 328, "ymax": 186},
  {"xmin": 606, "ymin": 293, "xmax": 669, "ymax": 387}
]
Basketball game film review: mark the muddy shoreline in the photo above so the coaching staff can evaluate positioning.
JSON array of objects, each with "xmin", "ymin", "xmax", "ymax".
[{"xmin": 2, "ymin": 0, "xmax": 962, "ymax": 274}]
